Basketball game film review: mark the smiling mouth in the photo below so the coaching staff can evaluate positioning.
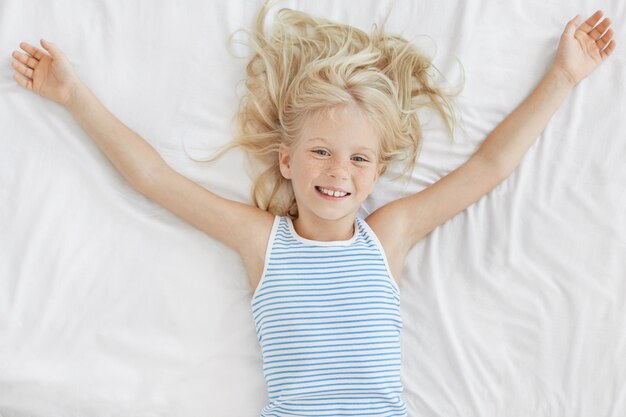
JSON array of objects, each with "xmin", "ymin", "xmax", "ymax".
[{"xmin": 315, "ymin": 186, "xmax": 351, "ymax": 199}]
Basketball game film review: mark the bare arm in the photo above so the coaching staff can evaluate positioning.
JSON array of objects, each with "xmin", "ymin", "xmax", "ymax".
[
  {"xmin": 368, "ymin": 11, "xmax": 616, "ymax": 263},
  {"xmin": 64, "ymin": 82, "xmax": 165, "ymax": 188},
  {"xmin": 477, "ymin": 11, "xmax": 615, "ymax": 176},
  {"xmin": 60, "ymin": 80, "xmax": 274, "ymax": 255},
  {"xmin": 476, "ymin": 67, "xmax": 572, "ymax": 177},
  {"xmin": 11, "ymin": 39, "xmax": 163, "ymax": 187},
  {"xmin": 10, "ymin": 39, "xmax": 274, "ymax": 261}
]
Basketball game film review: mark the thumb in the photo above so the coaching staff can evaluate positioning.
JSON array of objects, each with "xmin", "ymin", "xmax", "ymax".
[{"xmin": 564, "ymin": 15, "xmax": 581, "ymax": 37}]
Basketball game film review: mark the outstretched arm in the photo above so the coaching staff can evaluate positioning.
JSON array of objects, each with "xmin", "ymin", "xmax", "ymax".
[
  {"xmin": 11, "ymin": 39, "xmax": 164, "ymax": 188},
  {"xmin": 10, "ymin": 39, "xmax": 275, "ymax": 261},
  {"xmin": 368, "ymin": 10, "xmax": 616, "ymax": 263},
  {"xmin": 478, "ymin": 10, "xmax": 616, "ymax": 177}
]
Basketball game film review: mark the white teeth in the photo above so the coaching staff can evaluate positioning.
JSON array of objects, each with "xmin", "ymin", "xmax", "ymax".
[{"xmin": 318, "ymin": 187, "xmax": 348, "ymax": 197}]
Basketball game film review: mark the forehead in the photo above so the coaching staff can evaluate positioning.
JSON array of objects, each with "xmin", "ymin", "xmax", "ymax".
[{"xmin": 300, "ymin": 104, "xmax": 380, "ymax": 154}]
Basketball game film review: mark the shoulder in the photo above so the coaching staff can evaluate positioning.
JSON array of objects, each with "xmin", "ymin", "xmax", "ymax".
[
  {"xmin": 363, "ymin": 208, "xmax": 409, "ymax": 286},
  {"xmin": 364, "ymin": 204, "xmax": 408, "ymax": 253},
  {"xmin": 240, "ymin": 210, "xmax": 277, "ymax": 292}
]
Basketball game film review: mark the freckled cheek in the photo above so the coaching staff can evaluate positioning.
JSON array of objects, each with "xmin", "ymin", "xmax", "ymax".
[
  {"xmin": 298, "ymin": 159, "xmax": 325, "ymax": 178},
  {"xmin": 356, "ymin": 168, "xmax": 378, "ymax": 192},
  {"xmin": 290, "ymin": 158, "xmax": 322, "ymax": 187}
]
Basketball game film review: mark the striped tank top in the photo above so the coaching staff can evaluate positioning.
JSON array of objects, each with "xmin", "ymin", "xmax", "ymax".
[{"xmin": 251, "ymin": 215, "xmax": 406, "ymax": 416}]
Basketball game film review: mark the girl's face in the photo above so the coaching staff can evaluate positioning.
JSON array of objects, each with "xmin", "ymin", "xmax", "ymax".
[{"xmin": 279, "ymin": 102, "xmax": 383, "ymax": 223}]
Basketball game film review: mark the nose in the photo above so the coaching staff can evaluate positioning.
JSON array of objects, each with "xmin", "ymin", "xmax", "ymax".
[{"xmin": 326, "ymin": 158, "xmax": 349, "ymax": 180}]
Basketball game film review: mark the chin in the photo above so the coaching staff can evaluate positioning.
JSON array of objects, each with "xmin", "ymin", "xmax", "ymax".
[{"xmin": 311, "ymin": 207, "xmax": 358, "ymax": 221}]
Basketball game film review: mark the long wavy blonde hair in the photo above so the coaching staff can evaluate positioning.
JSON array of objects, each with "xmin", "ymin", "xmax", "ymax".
[{"xmin": 184, "ymin": 0, "xmax": 464, "ymax": 219}]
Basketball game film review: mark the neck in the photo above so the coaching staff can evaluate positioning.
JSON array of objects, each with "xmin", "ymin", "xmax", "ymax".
[{"xmin": 292, "ymin": 214, "xmax": 356, "ymax": 242}]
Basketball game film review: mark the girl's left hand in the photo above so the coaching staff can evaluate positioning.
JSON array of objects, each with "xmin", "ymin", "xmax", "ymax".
[{"xmin": 553, "ymin": 10, "xmax": 616, "ymax": 86}]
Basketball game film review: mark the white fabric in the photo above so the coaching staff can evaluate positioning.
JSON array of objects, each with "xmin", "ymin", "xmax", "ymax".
[{"xmin": 1, "ymin": 0, "xmax": 625, "ymax": 416}]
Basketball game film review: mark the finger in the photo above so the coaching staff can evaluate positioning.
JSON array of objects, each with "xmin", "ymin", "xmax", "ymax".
[
  {"xmin": 564, "ymin": 15, "xmax": 581, "ymax": 37},
  {"xmin": 578, "ymin": 10, "xmax": 604, "ymax": 34},
  {"xmin": 600, "ymin": 39, "xmax": 616, "ymax": 60},
  {"xmin": 11, "ymin": 59, "xmax": 34, "ymax": 79},
  {"xmin": 11, "ymin": 50, "xmax": 38, "ymax": 70},
  {"xmin": 589, "ymin": 17, "xmax": 611, "ymax": 40},
  {"xmin": 13, "ymin": 71, "xmax": 33, "ymax": 90},
  {"xmin": 40, "ymin": 39, "xmax": 62, "ymax": 58},
  {"xmin": 19, "ymin": 41, "xmax": 46, "ymax": 61},
  {"xmin": 597, "ymin": 28, "xmax": 614, "ymax": 50}
]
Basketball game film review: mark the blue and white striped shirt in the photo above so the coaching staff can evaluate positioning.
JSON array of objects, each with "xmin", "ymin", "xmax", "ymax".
[{"xmin": 251, "ymin": 215, "xmax": 406, "ymax": 416}]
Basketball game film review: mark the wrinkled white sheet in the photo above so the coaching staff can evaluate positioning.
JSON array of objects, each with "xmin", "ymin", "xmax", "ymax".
[{"xmin": 1, "ymin": 0, "xmax": 625, "ymax": 416}]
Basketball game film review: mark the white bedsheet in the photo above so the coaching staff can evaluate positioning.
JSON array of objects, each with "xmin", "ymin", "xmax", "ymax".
[{"xmin": 1, "ymin": 0, "xmax": 625, "ymax": 416}]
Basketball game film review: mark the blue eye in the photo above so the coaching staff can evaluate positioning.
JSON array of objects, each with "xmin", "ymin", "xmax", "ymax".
[
  {"xmin": 352, "ymin": 156, "xmax": 368, "ymax": 162},
  {"xmin": 313, "ymin": 149, "xmax": 329, "ymax": 156}
]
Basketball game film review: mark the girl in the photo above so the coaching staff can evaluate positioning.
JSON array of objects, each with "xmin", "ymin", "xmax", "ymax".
[{"xmin": 10, "ymin": 1, "xmax": 616, "ymax": 415}]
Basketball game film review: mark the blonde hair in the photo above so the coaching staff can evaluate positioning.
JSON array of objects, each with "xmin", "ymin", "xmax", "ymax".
[{"xmin": 184, "ymin": 0, "xmax": 464, "ymax": 219}]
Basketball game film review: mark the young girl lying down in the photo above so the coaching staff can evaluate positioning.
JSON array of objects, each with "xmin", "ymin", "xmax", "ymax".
[{"xmin": 11, "ymin": 1, "xmax": 615, "ymax": 415}]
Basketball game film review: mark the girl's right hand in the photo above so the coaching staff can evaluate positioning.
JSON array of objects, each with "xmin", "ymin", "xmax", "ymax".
[{"xmin": 11, "ymin": 39, "xmax": 81, "ymax": 107}]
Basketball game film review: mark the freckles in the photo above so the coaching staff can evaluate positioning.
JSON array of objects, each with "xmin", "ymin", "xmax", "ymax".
[
  {"xmin": 304, "ymin": 157, "xmax": 326, "ymax": 172},
  {"xmin": 360, "ymin": 168, "xmax": 378, "ymax": 184},
  {"xmin": 301, "ymin": 160, "xmax": 320, "ymax": 174}
]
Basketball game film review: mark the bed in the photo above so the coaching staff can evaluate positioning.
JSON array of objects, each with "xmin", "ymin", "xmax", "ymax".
[{"xmin": 1, "ymin": 0, "xmax": 625, "ymax": 415}]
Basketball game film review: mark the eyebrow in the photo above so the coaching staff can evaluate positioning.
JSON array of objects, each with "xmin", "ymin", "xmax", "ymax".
[{"xmin": 305, "ymin": 137, "xmax": 377, "ymax": 155}]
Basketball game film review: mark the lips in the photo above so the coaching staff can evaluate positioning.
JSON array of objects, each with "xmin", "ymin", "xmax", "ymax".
[
  {"xmin": 316, "ymin": 186, "xmax": 350, "ymax": 193},
  {"xmin": 315, "ymin": 186, "xmax": 351, "ymax": 199}
]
